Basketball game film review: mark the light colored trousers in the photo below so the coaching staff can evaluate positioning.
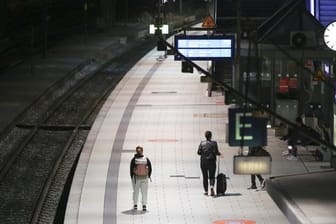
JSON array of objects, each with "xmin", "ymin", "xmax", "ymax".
[{"xmin": 132, "ymin": 176, "xmax": 149, "ymax": 205}]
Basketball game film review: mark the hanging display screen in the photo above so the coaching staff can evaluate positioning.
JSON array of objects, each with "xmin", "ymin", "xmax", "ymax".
[{"xmin": 174, "ymin": 35, "xmax": 235, "ymax": 61}]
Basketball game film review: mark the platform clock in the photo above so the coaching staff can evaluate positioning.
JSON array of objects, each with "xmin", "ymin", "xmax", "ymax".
[{"xmin": 324, "ymin": 21, "xmax": 336, "ymax": 51}]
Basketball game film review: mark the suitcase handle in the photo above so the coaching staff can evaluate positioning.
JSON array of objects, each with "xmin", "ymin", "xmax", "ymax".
[{"xmin": 217, "ymin": 155, "xmax": 220, "ymax": 176}]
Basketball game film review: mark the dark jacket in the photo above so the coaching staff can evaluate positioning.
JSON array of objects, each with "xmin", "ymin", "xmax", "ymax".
[
  {"xmin": 130, "ymin": 154, "xmax": 152, "ymax": 178},
  {"xmin": 283, "ymin": 125, "xmax": 320, "ymax": 146},
  {"xmin": 248, "ymin": 146, "xmax": 271, "ymax": 157},
  {"xmin": 197, "ymin": 140, "xmax": 220, "ymax": 161}
]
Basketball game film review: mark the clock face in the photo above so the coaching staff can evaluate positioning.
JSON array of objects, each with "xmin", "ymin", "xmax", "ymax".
[{"xmin": 324, "ymin": 21, "xmax": 336, "ymax": 51}]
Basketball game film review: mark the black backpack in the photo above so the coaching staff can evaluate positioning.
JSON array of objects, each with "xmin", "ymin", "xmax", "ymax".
[{"xmin": 201, "ymin": 141, "xmax": 216, "ymax": 160}]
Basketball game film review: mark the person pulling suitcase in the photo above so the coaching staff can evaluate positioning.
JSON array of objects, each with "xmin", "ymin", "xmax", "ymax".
[{"xmin": 197, "ymin": 130, "xmax": 223, "ymax": 197}]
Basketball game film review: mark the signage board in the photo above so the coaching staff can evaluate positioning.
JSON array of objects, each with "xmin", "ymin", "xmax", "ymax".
[
  {"xmin": 228, "ymin": 108, "xmax": 267, "ymax": 146},
  {"xmin": 233, "ymin": 155, "xmax": 272, "ymax": 174},
  {"xmin": 149, "ymin": 24, "xmax": 169, "ymax": 34},
  {"xmin": 174, "ymin": 35, "xmax": 235, "ymax": 61},
  {"xmin": 202, "ymin": 15, "xmax": 216, "ymax": 28}
]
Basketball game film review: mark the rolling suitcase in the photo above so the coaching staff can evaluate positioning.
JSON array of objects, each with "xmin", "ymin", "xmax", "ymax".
[{"xmin": 216, "ymin": 157, "xmax": 227, "ymax": 196}]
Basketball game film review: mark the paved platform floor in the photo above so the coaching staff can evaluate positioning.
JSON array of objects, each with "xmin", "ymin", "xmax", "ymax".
[{"xmin": 64, "ymin": 33, "xmax": 335, "ymax": 224}]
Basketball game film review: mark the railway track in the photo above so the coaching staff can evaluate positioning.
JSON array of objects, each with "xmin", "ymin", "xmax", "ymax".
[{"xmin": 0, "ymin": 37, "xmax": 156, "ymax": 224}]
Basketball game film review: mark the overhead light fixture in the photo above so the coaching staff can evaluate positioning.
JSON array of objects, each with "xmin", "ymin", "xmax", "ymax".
[
  {"xmin": 181, "ymin": 61, "xmax": 193, "ymax": 73},
  {"xmin": 157, "ymin": 40, "xmax": 167, "ymax": 51}
]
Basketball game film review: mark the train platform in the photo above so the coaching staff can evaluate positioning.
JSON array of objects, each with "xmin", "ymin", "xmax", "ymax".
[
  {"xmin": 63, "ymin": 32, "xmax": 335, "ymax": 224},
  {"xmin": 1, "ymin": 21, "xmax": 335, "ymax": 223}
]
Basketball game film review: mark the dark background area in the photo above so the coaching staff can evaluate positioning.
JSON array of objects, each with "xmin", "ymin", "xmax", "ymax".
[
  {"xmin": 0, "ymin": 0, "xmax": 208, "ymax": 37},
  {"xmin": 0, "ymin": 0, "xmax": 208, "ymax": 71}
]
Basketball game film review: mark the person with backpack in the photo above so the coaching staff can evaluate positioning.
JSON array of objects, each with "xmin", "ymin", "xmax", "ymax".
[
  {"xmin": 197, "ymin": 130, "xmax": 222, "ymax": 196},
  {"xmin": 130, "ymin": 145, "xmax": 152, "ymax": 211}
]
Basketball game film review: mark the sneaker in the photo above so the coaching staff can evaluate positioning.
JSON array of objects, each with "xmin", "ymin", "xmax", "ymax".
[
  {"xmin": 133, "ymin": 205, "xmax": 137, "ymax": 210},
  {"xmin": 261, "ymin": 180, "xmax": 266, "ymax": 189},
  {"xmin": 203, "ymin": 192, "xmax": 208, "ymax": 196},
  {"xmin": 142, "ymin": 205, "xmax": 147, "ymax": 212},
  {"xmin": 248, "ymin": 185, "xmax": 257, "ymax": 190},
  {"xmin": 282, "ymin": 150, "xmax": 289, "ymax": 156},
  {"xmin": 287, "ymin": 155, "xmax": 298, "ymax": 161}
]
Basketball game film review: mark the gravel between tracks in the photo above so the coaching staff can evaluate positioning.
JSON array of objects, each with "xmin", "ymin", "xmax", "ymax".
[{"xmin": 0, "ymin": 35, "xmax": 156, "ymax": 224}]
